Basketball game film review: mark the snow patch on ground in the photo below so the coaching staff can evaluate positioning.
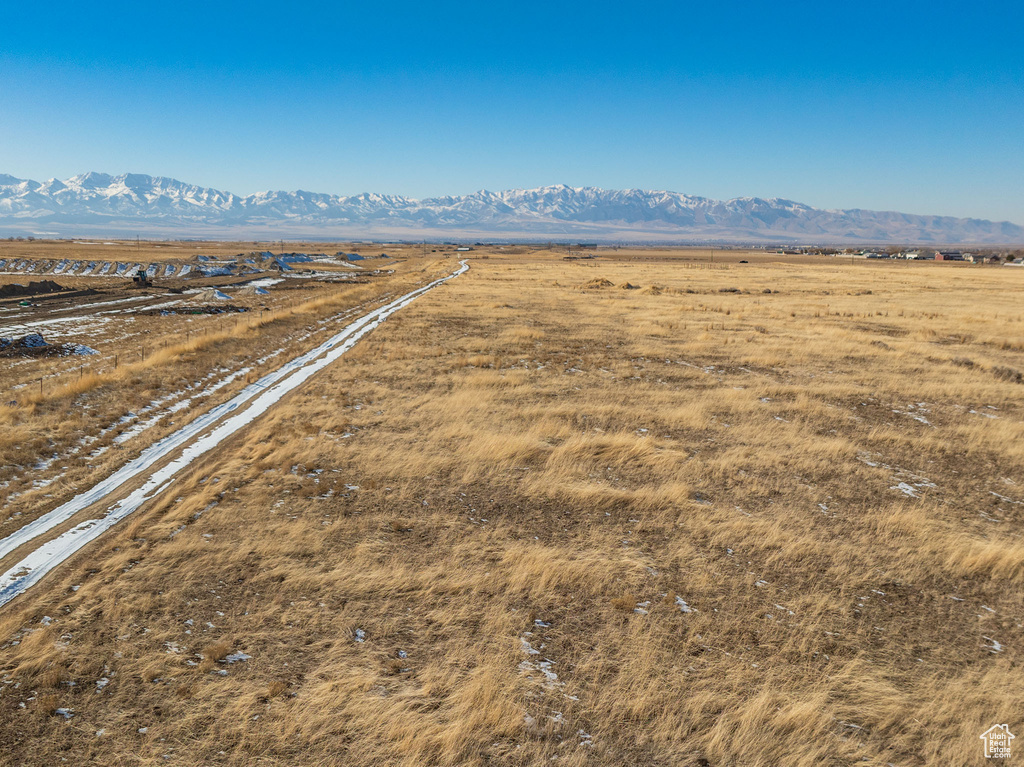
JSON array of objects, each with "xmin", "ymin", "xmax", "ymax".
[
  {"xmin": 891, "ymin": 482, "xmax": 920, "ymax": 498},
  {"xmin": 984, "ymin": 636, "xmax": 1004, "ymax": 653},
  {"xmin": 859, "ymin": 452, "xmax": 938, "ymax": 498}
]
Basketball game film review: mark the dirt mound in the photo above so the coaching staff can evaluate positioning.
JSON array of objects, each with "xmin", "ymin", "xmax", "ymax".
[
  {"xmin": 236, "ymin": 286, "xmax": 270, "ymax": 297},
  {"xmin": 1, "ymin": 333, "xmax": 48, "ymax": 350},
  {"xmin": 0, "ymin": 333, "xmax": 99, "ymax": 358},
  {"xmin": 0, "ymin": 280, "xmax": 65, "ymax": 298},
  {"xmin": 192, "ymin": 288, "xmax": 233, "ymax": 302},
  {"xmin": 143, "ymin": 305, "xmax": 249, "ymax": 316},
  {"xmin": 580, "ymin": 278, "xmax": 614, "ymax": 289},
  {"xmin": 619, "ymin": 282, "xmax": 640, "ymax": 290},
  {"xmin": 641, "ymin": 285, "xmax": 664, "ymax": 295}
]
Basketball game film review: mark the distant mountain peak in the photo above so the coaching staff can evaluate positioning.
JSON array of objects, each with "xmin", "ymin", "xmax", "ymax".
[{"xmin": 0, "ymin": 171, "xmax": 1020, "ymax": 244}]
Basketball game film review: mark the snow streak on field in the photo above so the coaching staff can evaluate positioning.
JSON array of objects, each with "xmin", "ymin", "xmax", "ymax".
[{"xmin": 0, "ymin": 262, "xmax": 468, "ymax": 608}]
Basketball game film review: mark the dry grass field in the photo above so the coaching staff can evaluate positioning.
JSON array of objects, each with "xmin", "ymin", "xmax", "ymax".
[{"xmin": 1, "ymin": 245, "xmax": 1023, "ymax": 765}]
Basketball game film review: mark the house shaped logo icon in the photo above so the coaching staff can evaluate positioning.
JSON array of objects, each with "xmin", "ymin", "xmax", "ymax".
[{"xmin": 980, "ymin": 724, "xmax": 1015, "ymax": 758}]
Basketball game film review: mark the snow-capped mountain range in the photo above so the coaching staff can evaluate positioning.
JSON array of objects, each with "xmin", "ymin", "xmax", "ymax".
[{"xmin": 0, "ymin": 172, "xmax": 1020, "ymax": 244}]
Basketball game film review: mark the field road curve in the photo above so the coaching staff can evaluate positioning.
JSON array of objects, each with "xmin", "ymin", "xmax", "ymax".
[{"xmin": 0, "ymin": 260, "xmax": 469, "ymax": 608}]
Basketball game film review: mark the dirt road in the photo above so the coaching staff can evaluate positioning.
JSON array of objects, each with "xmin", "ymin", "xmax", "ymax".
[{"xmin": 0, "ymin": 261, "xmax": 468, "ymax": 607}]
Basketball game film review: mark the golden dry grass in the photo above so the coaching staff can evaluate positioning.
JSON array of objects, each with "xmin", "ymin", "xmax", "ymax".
[{"xmin": 0, "ymin": 251, "xmax": 1022, "ymax": 765}]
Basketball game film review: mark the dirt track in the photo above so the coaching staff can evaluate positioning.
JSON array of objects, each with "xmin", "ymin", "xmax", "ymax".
[{"xmin": 0, "ymin": 262, "xmax": 468, "ymax": 608}]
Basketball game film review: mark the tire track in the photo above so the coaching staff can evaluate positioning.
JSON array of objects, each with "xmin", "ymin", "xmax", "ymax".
[{"xmin": 0, "ymin": 261, "xmax": 468, "ymax": 608}]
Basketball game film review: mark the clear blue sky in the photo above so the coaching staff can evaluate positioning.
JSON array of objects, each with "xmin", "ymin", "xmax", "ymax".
[{"xmin": 1, "ymin": 1, "xmax": 1021, "ymax": 223}]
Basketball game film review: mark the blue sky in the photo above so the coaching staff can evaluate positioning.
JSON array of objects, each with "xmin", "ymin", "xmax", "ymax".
[{"xmin": 1, "ymin": 1, "xmax": 1022, "ymax": 222}]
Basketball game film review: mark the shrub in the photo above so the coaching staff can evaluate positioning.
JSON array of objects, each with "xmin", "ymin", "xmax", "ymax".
[
  {"xmin": 610, "ymin": 594, "xmax": 638, "ymax": 612},
  {"xmin": 992, "ymin": 366, "xmax": 1023, "ymax": 383},
  {"xmin": 201, "ymin": 641, "xmax": 233, "ymax": 662}
]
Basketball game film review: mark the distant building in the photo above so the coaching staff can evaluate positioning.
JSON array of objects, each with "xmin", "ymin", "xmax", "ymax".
[
  {"xmin": 935, "ymin": 251, "xmax": 965, "ymax": 261},
  {"xmin": 456, "ymin": 247, "xmax": 473, "ymax": 252}
]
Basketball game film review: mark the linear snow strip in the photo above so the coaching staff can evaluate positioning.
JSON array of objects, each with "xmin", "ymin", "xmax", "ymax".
[
  {"xmin": 0, "ymin": 262, "xmax": 467, "ymax": 608},
  {"xmin": 112, "ymin": 366, "xmax": 252, "ymax": 445}
]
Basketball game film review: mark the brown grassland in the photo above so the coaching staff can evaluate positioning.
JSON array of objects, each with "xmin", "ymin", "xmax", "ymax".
[{"xmin": 1, "ymin": 245, "xmax": 1023, "ymax": 765}]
